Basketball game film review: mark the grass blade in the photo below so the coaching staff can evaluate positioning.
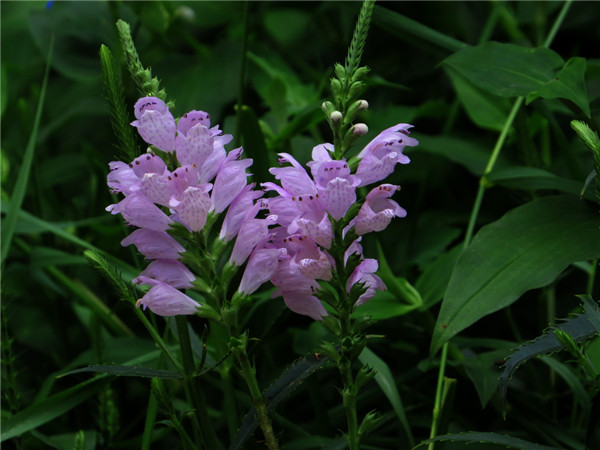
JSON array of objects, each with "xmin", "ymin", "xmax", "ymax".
[{"xmin": 1, "ymin": 37, "xmax": 54, "ymax": 264}]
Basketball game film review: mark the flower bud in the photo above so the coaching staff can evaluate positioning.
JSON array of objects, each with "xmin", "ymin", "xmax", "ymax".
[
  {"xmin": 334, "ymin": 63, "xmax": 346, "ymax": 81},
  {"xmin": 330, "ymin": 111, "xmax": 343, "ymax": 123},
  {"xmin": 346, "ymin": 100, "xmax": 369, "ymax": 122},
  {"xmin": 348, "ymin": 81, "xmax": 365, "ymax": 98},
  {"xmin": 330, "ymin": 78, "xmax": 343, "ymax": 99},
  {"xmin": 322, "ymin": 100, "xmax": 336, "ymax": 116},
  {"xmin": 352, "ymin": 123, "xmax": 369, "ymax": 136},
  {"xmin": 352, "ymin": 66, "xmax": 370, "ymax": 82}
]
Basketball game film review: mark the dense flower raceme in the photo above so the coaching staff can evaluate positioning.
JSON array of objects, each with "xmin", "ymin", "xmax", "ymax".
[
  {"xmin": 106, "ymin": 97, "xmax": 417, "ymax": 319},
  {"xmin": 262, "ymin": 129, "xmax": 417, "ymax": 320},
  {"xmin": 106, "ymin": 97, "xmax": 268, "ymax": 316}
]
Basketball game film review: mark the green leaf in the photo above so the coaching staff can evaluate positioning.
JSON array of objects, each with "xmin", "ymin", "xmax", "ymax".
[
  {"xmin": 237, "ymin": 105, "xmax": 274, "ymax": 184},
  {"xmin": 431, "ymin": 195, "xmax": 600, "ymax": 356},
  {"xmin": 359, "ymin": 347, "xmax": 414, "ymax": 447},
  {"xmin": 373, "ymin": 5, "xmax": 467, "ymax": 53},
  {"xmin": 0, "ymin": 377, "xmax": 110, "ymax": 442},
  {"xmin": 498, "ymin": 314, "xmax": 597, "ymax": 412},
  {"xmin": 415, "ymin": 245, "xmax": 462, "ymax": 310},
  {"xmin": 445, "ymin": 66, "xmax": 510, "ymax": 132},
  {"xmin": 487, "ymin": 166, "xmax": 591, "ymax": 198},
  {"xmin": 581, "ymin": 294, "xmax": 600, "ymax": 333},
  {"xmin": 459, "ymin": 347, "xmax": 512, "ymax": 408},
  {"xmin": 444, "ymin": 42, "xmax": 564, "ymax": 98},
  {"xmin": 417, "ymin": 134, "xmax": 510, "ymax": 175},
  {"xmin": 529, "ymin": 57, "xmax": 591, "ymax": 118},
  {"xmin": 417, "ymin": 431, "xmax": 563, "ymax": 449},
  {"xmin": 58, "ymin": 365, "xmax": 182, "ymax": 379}
]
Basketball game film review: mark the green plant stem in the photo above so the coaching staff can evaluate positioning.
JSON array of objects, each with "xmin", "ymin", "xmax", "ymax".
[
  {"xmin": 231, "ymin": 344, "xmax": 279, "ymax": 450},
  {"xmin": 428, "ymin": 3, "xmax": 573, "ymax": 445},
  {"xmin": 175, "ymin": 316, "xmax": 223, "ymax": 450},
  {"xmin": 427, "ymin": 343, "xmax": 448, "ymax": 450}
]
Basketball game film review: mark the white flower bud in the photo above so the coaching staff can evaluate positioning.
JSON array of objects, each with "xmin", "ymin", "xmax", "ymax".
[
  {"xmin": 352, "ymin": 123, "xmax": 369, "ymax": 136},
  {"xmin": 330, "ymin": 111, "xmax": 343, "ymax": 123}
]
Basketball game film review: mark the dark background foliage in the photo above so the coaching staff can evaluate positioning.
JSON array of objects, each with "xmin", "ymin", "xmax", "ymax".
[{"xmin": 2, "ymin": 1, "xmax": 599, "ymax": 449}]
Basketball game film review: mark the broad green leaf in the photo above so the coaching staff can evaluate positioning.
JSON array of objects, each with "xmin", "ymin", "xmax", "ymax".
[
  {"xmin": 487, "ymin": 166, "xmax": 589, "ymax": 198},
  {"xmin": 0, "ymin": 377, "xmax": 110, "ymax": 442},
  {"xmin": 359, "ymin": 347, "xmax": 414, "ymax": 447},
  {"xmin": 415, "ymin": 245, "xmax": 462, "ymax": 310},
  {"xmin": 30, "ymin": 246, "xmax": 88, "ymax": 269},
  {"xmin": 353, "ymin": 290, "xmax": 420, "ymax": 320},
  {"xmin": 417, "ymin": 431, "xmax": 562, "ymax": 449},
  {"xmin": 528, "ymin": 57, "xmax": 590, "ymax": 118},
  {"xmin": 445, "ymin": 66, "xmax": 510, "ymax": 132},
  {"xmin": 417, "ymin": 134, "xmax": 510, "ymax": 175},
  {"xmin": 444, "ymin": 42, "xmax": 564, "ymax": 98},
  {"xmin": 59, "ymin": 365, "xmax": 182, "ymax": 379},
  {"xmin": 431, "ymin": 195, "xmax": 600, "ymax": 356}
]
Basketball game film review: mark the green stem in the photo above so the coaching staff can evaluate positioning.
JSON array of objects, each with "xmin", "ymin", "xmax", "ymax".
[
  {"xmin": 427, "ymin": 343, "xmax": 448, "ymax": 450},
  {"xmin": 428, "ymin": 3, "xmax": 573, "ymax": 446},
  {"xmin": 232, "ymin": 344, "xmax": 279, "ymax": 450},
  {"xmin": 175, "ymin": 316, "xmax": 223, "ymax": 450},
  {"xmin": 340, "ymin": 359, "xmax": 359, "ymax": 450}
]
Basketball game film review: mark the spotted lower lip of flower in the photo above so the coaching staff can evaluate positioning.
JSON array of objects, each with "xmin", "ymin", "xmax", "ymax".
[
  {"xmin": 354, "ymin": 184, "xmax": 406, "ymax": 235},
  {"xmin": 131, "ymin": 97, "xmax": 176, "ymax": 153}
]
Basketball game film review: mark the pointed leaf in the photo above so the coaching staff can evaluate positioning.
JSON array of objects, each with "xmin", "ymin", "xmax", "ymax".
[
  {"xmin": 418, "ymin": 431, "xmax": 563, "ymax": 449},
  {"xmin": 231, "ymin": 353, "xmax": 330, "ymax": 450},
  {"xmin": 431, "ymin": 195, "xmax": 600, "ymax": 355},
  {"xmin": 0, "ymin": 377, "xmax": 110, "ymax": 442},
  {"xmin": 498, "ymin": 314, "xmax": 597, "ymax": 412},
  {"xmin": 58, "ymin": 365, "xmax": 182, "ymax": 379},
  {"xmin": 528, "ymin": 57, "xmax": 590, "ymax": 118},
  {"xmin": 359, "ymin": 347, "xmax": 414, "ymax": 446},
  {"xmin": 444, "ymin": 41, "xmax": 564, "ymax": 98}
]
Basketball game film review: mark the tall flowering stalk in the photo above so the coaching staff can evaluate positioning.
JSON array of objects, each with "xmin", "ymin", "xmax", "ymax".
[
  {"xmin": 106, "ymin": 95, "xmax": 280, "ymax": 449},
  {"xmin": 258, "ymin": 0, "xmax": 417, "ymax": 447}
]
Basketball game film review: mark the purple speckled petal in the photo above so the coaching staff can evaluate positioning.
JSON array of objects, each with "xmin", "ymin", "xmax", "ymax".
[
  {"xmin": 132, "ymin": 97, "xmax": 176, "ymax": 152},
  {"xmin": 320, "ymin": 177, "xmax": 356, "ymax": 220},
  {"xmin": 354, "ymin": 184, "xmax": 406, "ymax": 235},
  {"xmin": 130, "ymin": 153, "xmax": 167, "ymax": 178},
  {"xmin": 212, "ymin": 150, "xmax": 252, "ymax": 213},
  {"xmin": 169, "ymin": 185, "xmax": 211, "ymax": 232},
  {"xmin": 219, "ymin": 184, "xmax": 263, "ymax": 241},
  {"xmin": 177, "ymin": 111, "xmax": 211, "ymax": 135},
  {"xmin": 281, "ymin": 292, "xmax": 328, "ymax": 320}
]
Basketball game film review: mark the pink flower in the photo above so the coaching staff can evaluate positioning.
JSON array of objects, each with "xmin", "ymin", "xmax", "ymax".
[
  {"xmin": 121, "ymin": 229, "xmax": 184, "ymax": 260},
  {"xmin": 169, "ymin": 184, "xmax": 212, "ymax": 232},
  {"xmin": 107, "ymin": 153, "xmax": 167, "ymax": 196},
  {"xmin": 355, "ymin": 123, "xmax": 418, "ymax": 186},
  {"xmin": 106, "ymin": 194, "xmax": 173, "ymax": 232},
  {"xmin": 347, "ymin": 259, "xmax": 386, "ymax": 306},
  {"xmin": 131, "ymin": 97, "xmax": 176, "ymax": 152},
  {"xmin": 212, "ymin": 148, "xmax": 253, "ymax": 213},
  {"xmin": 135, "ymin": 276, "xmax": 200, "ymax": 316},
  {"xmin": 135, "ymin": 260, "xmax": 195, "ymax": 289},
  {"xmin": 354, "ymin": 184, "xmax": 406, "ymax": 235},
  {"xmin": 229, "ymin": 203, "xmax": 277, "ymax": 266},
  {"xmin": 238, "ymin": 246, "xmax": 283, "ymax": 295},
  {"xmin": 219, "ymin": 184, "xmax": 263, "ymax": 241}
]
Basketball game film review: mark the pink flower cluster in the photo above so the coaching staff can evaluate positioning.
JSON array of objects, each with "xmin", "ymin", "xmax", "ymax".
[
  {"xmin": 107, "ymin": 97, "xmax": 269, "ymax": 315},
  {"xmin": 106, "ymin": 97, "xmax": 418, "ymax": 320},
  {"xmin": 262, "ymin": 125, "xmax": 418, "ymax": 320}
]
